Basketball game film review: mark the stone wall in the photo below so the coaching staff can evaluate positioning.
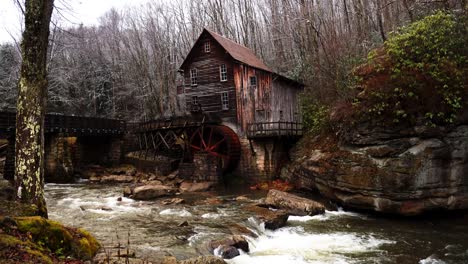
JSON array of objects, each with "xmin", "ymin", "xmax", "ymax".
[
  {"xmin": 44, "ymin": 135, "xmax": 123, "ymax": 183},
  {"xmin": 194, "ymin": 152, "xmax": 221, "ymax": 182},
  {"xmin": 236, "ymin": 138, "xmax": 293, "ymax": 182}
]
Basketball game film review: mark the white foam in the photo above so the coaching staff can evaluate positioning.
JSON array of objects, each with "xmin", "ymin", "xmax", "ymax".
[
  {"xmin": 228, "ymin": 226, "xmax": 393, "ymax": 264},
  {"xmin": 159, "ymin": 208, "xmax": 192, "ymax": 217},
  {"xmin": 288, "ymin": 208, "xmax": 366, "ymax": 223},
  {"xmin": 201, "ymin": 210, "xmax": 229, "ymax": 219},
  {"xmin": 419, "ymin": 255, "xmax": 447, "ymax": 264},
  {"xmin": 54, "ymin": 194, "xmax": 149, "ymax": 216},
  {"xmin": 288, "ymin": 215, "xmax": 322, "ymax": 222},
  {"xmin": 202, "ymin": 212, "xmax": 222, "ymax": 219}
]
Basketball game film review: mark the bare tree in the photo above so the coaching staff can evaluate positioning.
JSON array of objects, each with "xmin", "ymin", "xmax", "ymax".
[{"xmin": 15, "ymin": 0, "xmax": 54, "ymax": 217}]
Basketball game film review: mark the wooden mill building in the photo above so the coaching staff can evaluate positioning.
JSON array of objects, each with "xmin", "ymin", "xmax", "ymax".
[{"xmin": 178, "ymin": 28, "xmax": 303, "ymax": 137}]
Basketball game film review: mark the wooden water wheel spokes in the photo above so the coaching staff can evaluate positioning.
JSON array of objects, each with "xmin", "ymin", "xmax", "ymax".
[{"xmin": 189, "ymin": 125, "xmax": 241, "ymax": 173}]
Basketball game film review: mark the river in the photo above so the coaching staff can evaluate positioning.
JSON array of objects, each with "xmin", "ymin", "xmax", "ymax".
[{"xmin": 44, "ymin": 183, "xmax": 468, "ymax": 264}]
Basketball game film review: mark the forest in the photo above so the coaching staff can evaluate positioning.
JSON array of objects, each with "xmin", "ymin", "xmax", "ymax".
[
  {"xmin": 1, "ymin": 0, "xmax": 468, "ymax": 263},
  {"xmin": 0, "ymin": 0, "xmax": 464, "ymax": 120}
]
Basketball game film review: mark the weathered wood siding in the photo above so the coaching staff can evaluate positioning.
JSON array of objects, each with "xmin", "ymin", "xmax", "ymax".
[
  {"xmin": 234, "ymin": 65, "xmax": 301, "ymax": 134},
  {"xmin": 180, "ymin": 32, "xmax": 237, "ymax": 122},
  {"xmin": 233, "ymin": 65, "xmax": 272, "ymax": 134},
  {"xmin": 270, "ymin": 77, "xmax": 301, "ymax": 123}
]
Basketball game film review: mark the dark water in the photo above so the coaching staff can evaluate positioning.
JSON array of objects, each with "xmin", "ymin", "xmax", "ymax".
[{"xmin": 44, "ymin": 183, "xmax": 468, "ymax": 264}]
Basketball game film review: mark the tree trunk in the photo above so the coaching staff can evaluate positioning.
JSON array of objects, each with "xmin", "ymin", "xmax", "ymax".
[{"xmin": 15, "ymin": 0, "xmax": 54, "ymax": 218}]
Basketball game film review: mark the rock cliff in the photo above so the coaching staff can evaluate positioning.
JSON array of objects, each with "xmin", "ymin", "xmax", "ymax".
[{"xmin": 285, "ymin": 118, "xmax": 468, "ymax": 216}]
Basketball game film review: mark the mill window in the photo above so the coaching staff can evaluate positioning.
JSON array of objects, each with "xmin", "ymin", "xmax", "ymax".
[
  {"xmin": 192, "ymin": 96, "xmax": 199, "ymax": 105},
  {"xmin": 204, "ymin": 42, "xmax": 211, "ymax": 53},
  {"xmin": 190, "ymin": 68, "xmax": 198, "ymax": 86},
  {"xmin": 220, "ymin": 64, "xmax": 227, "ymax": 82},
  {"xmin": 191, "ymin": 96, "xmax": 200, "ymax": 111},
  {"xmin": 250, "ymin": 76, "xmax": 257, "ymax": 87},
  {"xmin": 221, "ymin": 92, "xmax": 229, "ymax": 110}
]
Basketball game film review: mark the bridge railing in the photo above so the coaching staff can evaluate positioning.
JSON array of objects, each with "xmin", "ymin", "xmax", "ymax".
[
  {"xmin": 246, "ymin": 121, "xmax": 303, "ymax": 139},
  {"xmin": 45, "ymin": 114, "xmax": 126, "ymax": 134},
  {"xmin": 130, "ymin": 115, "xmax": 218, "ymax": 133},
  {"xmin": 1, "ymin": 111, "xmax": 126, "ymax": 135}
]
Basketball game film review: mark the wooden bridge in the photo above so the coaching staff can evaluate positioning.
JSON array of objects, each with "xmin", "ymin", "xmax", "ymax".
[
  {"xmin": 0, "ymin": 111, "xmax": 125, "ymax": 137},
  {"xmin": 1, "ymin": 111, "xmax": 303, "ymax": 181},
  {"xmin": 0, "ymin": 111, "xmax": 126, "ymax": 182}
]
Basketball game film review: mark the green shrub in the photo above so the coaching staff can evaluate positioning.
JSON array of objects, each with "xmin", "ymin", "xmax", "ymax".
[
  {"xmin": 354, "ymin": 11, "xmax": 467, "ymax": 126},
  {"xmin": 300, "ymin": 95, "xmax": 329, "ymax": 134}
]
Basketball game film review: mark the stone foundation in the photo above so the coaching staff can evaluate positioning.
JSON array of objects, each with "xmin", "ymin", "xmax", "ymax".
[
  {"xmin": 236, "ymin": 137, "xmax": 293, "ymax": 182},
  {"xmin": 192, "ymin": 152, "xmax": 221, "ymax": 182}
]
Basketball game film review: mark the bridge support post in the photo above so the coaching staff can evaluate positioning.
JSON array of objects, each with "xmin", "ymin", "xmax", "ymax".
[
  {"xmin": 44, "ymin": 134, "xmax": 76, "ymax": 183},
  {"xmin": 3, "ymin": 136, "xmax": 15, "ymax": 181}
]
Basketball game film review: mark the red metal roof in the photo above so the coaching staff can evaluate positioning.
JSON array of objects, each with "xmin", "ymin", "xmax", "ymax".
[
  {"xmin": 204, "ymin": 29, "xmax": 272, "ymax": 72},
  {"xmin": 180, "ymin": 28, "xmax": 272, "ymax": 73},
  {"xmin": 180, "ymin": 28, "xmax": 303, "ymax": 87}
]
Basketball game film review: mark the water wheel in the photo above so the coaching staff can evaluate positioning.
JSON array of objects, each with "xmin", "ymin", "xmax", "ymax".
[{"xmin": 189, "ymin": 125, "xmax": 241, "ymax": 173}]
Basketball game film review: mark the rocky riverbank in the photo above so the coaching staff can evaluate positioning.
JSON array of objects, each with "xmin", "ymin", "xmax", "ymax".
[{"xmin": 284, "ymin": 116, "xmax": 468, "ymax": 216}]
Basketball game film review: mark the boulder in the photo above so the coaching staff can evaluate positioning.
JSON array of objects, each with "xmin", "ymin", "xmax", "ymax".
[
  {"xmin": 146, "ymin": 179, "xmax": 164, "ymax": 185},
  {"xmin": 265, "ymin": 189, "xmax": 325, "ymax": 216},
  {"xmin": 162, "ymin": 198, "xmax": 185, "ymax": 205},
  {"xmin": 235, "ymin": 196, "xmax": 250, "ymax": 202},
  {"xmin": 228, "ymin": 223, "xmax": 258, "ymax": 238},
  {"xmin": 163, "ymin": 256, "xmax": 179, "ymax": 264},
  {"xmin": 1, "ymin": 216, "xmax": 100, "ymax": 261},
  {"xmin": 178, "ymin": 221, "xmax": 189, "ymax": 227},
  {"xmin": 203, "ymin": 197, "xmax": 223, "ymax": 205},
  {"xmin": 132, "ymin": 185, "xmax": 177, "ymax": 200},
  {"xmin": 100, "ymin": 175, "xmax": 134, "ymax": 183},
  {"xmin": 123, "ymin": 186, "xmax": 133, "ymax": 197},
  {"xmin": 179, "ymin": 256, "xmax": 227, "ymax": 264},
  {"xmin": 180, "ymin": 181, "xmax": 216, "ymax": 192},
  {"xmin": 209, "ymin": 235, "xmax": 249, "ymax": 253},
  {"xmin": 243, "ymin": 205, "xmax": 289, "ymax": 230},
  {"xmin": 215, "ymin": 245, "xmax": 239, "ymax": 259},
  {"xmin": 108, "ymin": 164, "xmax": 137, "ymax": 176},
  {"xmin": 89, "ymin": 176, "xmax": 101, "ymax": 183}
]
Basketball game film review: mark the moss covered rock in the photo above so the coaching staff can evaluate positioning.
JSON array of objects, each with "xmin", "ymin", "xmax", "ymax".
[
  {"xmin": 0, "ymin": 216, "xmax": 100, "ymax": 262},
  {"xmin": 0, "ymin": 233, "xmax": 53, "ymax": 263}
]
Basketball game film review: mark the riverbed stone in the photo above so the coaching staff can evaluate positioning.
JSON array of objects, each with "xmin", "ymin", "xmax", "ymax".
[
  {"xmin": 123, "ymin": 186, "xmax": 133, "ymax": 197},
  {"xmin": 179, "ymin": 256, "xmax": 227, "ymax": 264},
  {"xmin": 132, "ymin": 184, "xmax": 177, "ymax": 200},
  {"xmin": 235, "ymin": 196, "xmax": 250, "ymax": 202},
  {"xmin": 216, "ymin": 245, "xmax": 239, "ymax": 259},
  {"xmin": 243, "ymin": 205, "xmax": 289, "ymax": 230},
  {"xmin": 100, "ymin": 175, "xmax": 135, "ymax": 183},
  {"xmin": 162, "ymin": 198, "xmax": 185, "ymax": 205},
  {"xmin": 265, "ymin": 189, "xmax": 325, "ymax": 216},
  {"xmin": 228, "ymin": 223, "xmax": 258, "ymax": 238},
  {"xmin": 209, "ymin": 235, "xmax": 249, "ymax": 253},
  {"xmin": 179, "ymin": 181, "xmax": 216, "ymax": 192},
  {"xmin": 106, "ymin": 164, "xmax": 137, "ymax": 176}
]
